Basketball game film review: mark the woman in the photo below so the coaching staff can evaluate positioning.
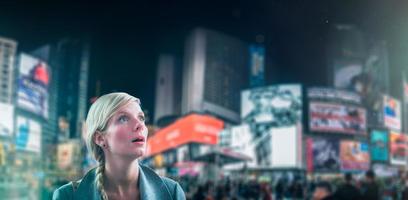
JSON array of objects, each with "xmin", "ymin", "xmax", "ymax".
[{"xmin": 53, "ymin": 92, "xmax": 185, "ymax": 200}]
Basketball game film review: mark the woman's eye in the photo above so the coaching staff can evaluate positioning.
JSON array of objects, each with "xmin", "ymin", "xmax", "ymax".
[
  {"xmin": 138, "ymin": 115, "xmax": 145, "ymax": 122},
  {"xmin": 118, "ymin": 115, "xmax": 129, "ymax": 123}
]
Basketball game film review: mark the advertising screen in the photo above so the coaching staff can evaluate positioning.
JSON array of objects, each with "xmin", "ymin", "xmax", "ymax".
[
  {"xmin": 370, "ymin": 130, "xmax": 389, "ymax": 162},
  {"xmin": 308, "ymin": 87, "xmax": 361, "ymax": 104},
  {"xmin": 0, "ymin": 103, "xmax": 14, "ymax": 137},
  {"xmin": 228, "ymin": 125, "xmax": 257, "ymax": 167},
  {"xmin": 17, "ymin": 53, "xmax": 50, "ymax": 118},
  {"xmin": 309, "ymin": 102, "xmax": 366, "ymax": 135},
  {"xmin": 15, "ymin": 115, "xmax": 41, "ymax": 153},
  {"xmin": 146, "ymin": 114, "xmax": 224, "ymax": 156},
  {"xmin": 249, "ymin": 44, "xmax": 265, "ymax": 87},
  {"xmin": 230, "ymin": 124, "xmax": 253, "ymax": 150},
  {"xmin": 270, "ymin": 125, "xmax": 302, "ymax": 168},
  {"xmin": 306, "ymin": 138, "xmax": 340, "ymax": 172},
  {"xmin": 241, "ymin": 84, "xmax": 302, "ymax": 127},
  {"xmin": 389, "ymin": 131, "xmax": 408, "ymax": 165},
  {"xmin": 333, "ymin": 59, "xmax": 363, "ymax": 89},
  {"xmin": 372, "ymin": 163, "xmax": 399, "ymax": 178},
  {"xmin": 383, "ymin": 95, "xmax": 401, "ymax": 131},
  {"xmin": 340, "ymin": 140, "xmax": 370, "ymax": 171},
  {"xmin": 57, "ymin": 142, "xmax": 74, "ymax": 169}
]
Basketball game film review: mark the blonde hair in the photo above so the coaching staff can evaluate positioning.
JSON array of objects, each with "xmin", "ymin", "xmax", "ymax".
[{"xmin": 84, "ymin": 92, "xmax": 140, "ymax": 200}]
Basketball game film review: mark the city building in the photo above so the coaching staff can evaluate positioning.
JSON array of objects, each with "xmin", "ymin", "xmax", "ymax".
[
  {"xmin": 182, "ymin": 28, "xmax": 249, "ymax": 124},
  {"xmin": 154, "ymin": 54, "xmax": 182, "ymax": 127},
  {"xmin": 0, "ymin": 37, "xmax": 17, "ymax": 104},
  {"xmin": 31, "ymin": 37, "xmax": 90, "ymax": 143},
  {"xmin": 30, "ymin": 37, "xmax": 90, "ymax": 179}
]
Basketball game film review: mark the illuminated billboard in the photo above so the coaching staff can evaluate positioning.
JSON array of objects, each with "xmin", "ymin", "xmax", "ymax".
[
  {"xmin": 57, "ymin": 142, "xmax": 74, "ymax": 169},
  {"xmin": 309, "ymin": 102, "xmax": 366, "ymax": 135},
  {"xmin": 241, "ymin": 84, "xmax": 302, "ymax": 127},
  {"xmin": 270, "ymin": 125, "xmax": 302, "ymax": 168},
  {"xmin": 389, "ymin": 131, "xmax": 408, "ymax": 165},
  {"xmin": 254, "ymin": 125, "xmax": 302, "ymax": 168},
  {"xmin": 333, "ymin": 59, "xmax": 363, "ymax": 89},
  {"xmin": 15, "ymin": 115, "xmax": 41, "ymax": 153},
  {"xmin": 17, "ymin": 53, "xmax": 50, "ymax": 118},
  {"xmin": 308, "ymin": 87, "xmax": 361, "ymax": 104},
  {"xmin": 228, "ymin": 124, "xmax": 257, "ymax": 167},
  {"xmin": 249, "ymin": 44, "xmax": 265, "ymax": 87},
  {"xmin": 340, "ymin": 140, "xmax": 370, "ymax": 171},
  {"xmin": 146, "ymin": 114, "xmax": 224, "ymax": 156},
  {"xmin": 0, "ymin": 103, "xmax": 14, "ymax": 137},
  {"xmin": 306, "ymin": 138, "xmax": 340, "ymax": 172},
  {"xmin": 383, "ymin": 95, "xmax": 401, "ymax": 131},
  {"xmin": 370, "ymin": 130, "xmax": 388, "ymax": 162}
]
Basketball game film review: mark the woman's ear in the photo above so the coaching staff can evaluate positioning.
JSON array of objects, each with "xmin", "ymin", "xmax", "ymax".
[{"xmin": 94, "ymin": 131, "xmax": 106, "ymax": 147}]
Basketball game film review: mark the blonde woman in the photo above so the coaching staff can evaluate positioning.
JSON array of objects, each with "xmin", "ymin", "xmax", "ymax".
[{"xmin": 53, "ymin": 92, "xmax": 185, "ymax": 200}]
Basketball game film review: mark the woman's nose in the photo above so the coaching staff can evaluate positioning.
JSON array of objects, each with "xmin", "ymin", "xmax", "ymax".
[{"xmin": 133, "ymin": 122, "xmax": 143, "ymax": 132}]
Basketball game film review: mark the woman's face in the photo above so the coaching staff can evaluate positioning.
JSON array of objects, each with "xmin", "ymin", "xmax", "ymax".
[{"xmin": 102, "ymin": 101, "xmax": 148, "ymax": 159}]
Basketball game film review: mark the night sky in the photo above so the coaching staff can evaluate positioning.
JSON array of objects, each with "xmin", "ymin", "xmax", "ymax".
[{"xmin": 0, "ymin": 0, "xmax": 407, "ymax": 122}]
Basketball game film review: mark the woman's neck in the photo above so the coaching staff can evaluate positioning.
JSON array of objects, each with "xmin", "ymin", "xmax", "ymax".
[{"xmin": 104, "ymin": 157, "xmax": 140, "ymax": 191}]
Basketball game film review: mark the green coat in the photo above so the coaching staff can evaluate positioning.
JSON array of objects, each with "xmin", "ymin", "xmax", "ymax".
[{"xmin": 52, "ymin": 164, "xmax": 186, "ymax": 200}]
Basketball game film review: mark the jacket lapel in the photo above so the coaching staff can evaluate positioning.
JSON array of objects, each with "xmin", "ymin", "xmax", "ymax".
[
  {"xmin": 138, "ymin": 164, "xmax": 173, "ymax": 200},
  {"xmin": 73, "ymin": 164, "xmax": 172, "ymax": 200},
  {"xmin": 74, "ymin": 168, "xmax": 101, "ymax": 200}
]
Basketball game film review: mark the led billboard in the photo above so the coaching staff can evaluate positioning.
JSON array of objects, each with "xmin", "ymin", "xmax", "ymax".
[
  {"xmin": 0, "ymin": 103, "xmax": 14, "ymax": 137},
  {"xmin": 146, "ymin": 114, "xmax": 224, "ymax": 156},
  {"xmin": 383, "ymin": 95, "xmax": 401, "ymax": 131},
  {"xmin": 17, "ymin": 53, "xmax": 50, "ymax": 118},
  {"xmin": 249, "ymin": 44, "xmax": 265, "ymax": 87},
  {"xmin": 309, "ymin": 102, "xmax": 366, "ymax": 135},
  {"xmin": 370, "ymin": 130, "xmax": 388, "ymax": 162},
  {"xmin": 306, "ymin": 138, "xmax": 340, "ymax": 172},
  {"xmin": 270, "ymin": 125, "xmax": 302, "ymax": 168},
  {"xmin": 389, "ymin": 131, "xmax": 408, "ymax": 165},
  {"xmin": 340, "ymin": 140, "xmax": 370, "ymax": 171},
  {"xmin": 15, "ymin": 115, "xmax": 41, "ymax": 153},
  {"xmin": 241, "ymin": 84, "xmax": 302, "ymax": 127}
]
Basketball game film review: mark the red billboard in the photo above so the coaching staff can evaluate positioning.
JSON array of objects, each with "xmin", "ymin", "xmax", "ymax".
[{"xmin": 146, "ymin": 114, "xmax": 224, "ymax": 156}]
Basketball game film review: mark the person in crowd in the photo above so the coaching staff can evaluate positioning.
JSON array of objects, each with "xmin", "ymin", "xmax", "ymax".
[
  {"xmin": 360, "ymin": 170, "xmax": 380, "ymax": 200},
  {"xmin": 260, "ymin": 182, "xmax": 272, "ymax": 200},
  {"xmin": 333, "ymin": 173, "xmax": 361, "ymax": 200},
  {"xmin": 312, "ymin": 182, "xmax": 336, "ymax": 200},
  {"xmin": 53, "ymin": 92, "xmax": 185, "ymax": 199},
  {"xmin": 292, "ymin": 180, "xmax": 304, "ymax": 200},
  {"xmin": 193, "ymin": 185, "xmax": 207, "ymax": 200},
  {"xmin": 274, "ymin": 179, "xmax": 284, "ymax": 200}
]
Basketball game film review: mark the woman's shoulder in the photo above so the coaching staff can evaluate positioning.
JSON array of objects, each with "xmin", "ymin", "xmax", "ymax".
[
  {"xmin": 139, "ymin": 164, "xmax": 186, "ymax": 199},
  {"xmin": 161, "ymin": 176, "xmax": 179, "ymax": 188},
  {"xmin": 52, "ymin": 182, "xmax": 74, "ymax": 200},
  {"xmin": 52, "ymin": 168, "xmax": 96, "ymax": 200},
  {"xmin": 160, "ymin": 176, "xmax": 186, "ymax": 199}
]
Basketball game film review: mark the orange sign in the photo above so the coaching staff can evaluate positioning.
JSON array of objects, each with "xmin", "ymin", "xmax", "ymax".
[{"xmin": 146, "ymin": 114, "xmax": 224, "ymax": 156}]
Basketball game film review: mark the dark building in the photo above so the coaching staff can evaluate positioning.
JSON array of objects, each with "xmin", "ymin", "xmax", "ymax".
[
  {"xmin": 181, "ymin": 28, "xmax": 249, "ymax": 123},
  {"xmin": 31, "ymin": 37, "xmax": 90, "ymax": 144}
]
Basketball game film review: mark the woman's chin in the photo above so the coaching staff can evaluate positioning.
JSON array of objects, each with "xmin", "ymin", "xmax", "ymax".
[{"xmin": 130, "ymin": 149, "xmax": 145, "ymax": 158}]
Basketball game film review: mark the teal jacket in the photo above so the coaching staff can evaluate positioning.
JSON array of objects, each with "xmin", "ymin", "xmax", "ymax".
[{"xmin": 52, "ymin": 164, "xmax": 186, "ymax": 200}]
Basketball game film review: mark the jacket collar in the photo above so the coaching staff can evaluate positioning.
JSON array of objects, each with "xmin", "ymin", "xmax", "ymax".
[{"xmin": 74, "ymin": 163, "xmax": 171, "ymax": 200}]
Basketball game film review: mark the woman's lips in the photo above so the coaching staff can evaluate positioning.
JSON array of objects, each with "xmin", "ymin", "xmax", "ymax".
[{"xmin": 131, "ymin": 137, "xmax": 145, "ymax": 144}]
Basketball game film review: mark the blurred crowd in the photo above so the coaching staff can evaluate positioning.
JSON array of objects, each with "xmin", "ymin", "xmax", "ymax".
[{"xmin": 177, "ymin": 170, "xmax": 408, "ymax": 200}]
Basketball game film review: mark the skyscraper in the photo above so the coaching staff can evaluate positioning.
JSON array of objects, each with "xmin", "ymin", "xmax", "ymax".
[
  {"xmin": 31, "ymin": 37, "xmax": 90, "ymax": 144},
  {"xmin": 0, "ymin": 37, "xmax": 17, "ymax": 104},
  {"xmin": 182, "ymin": 28, "xmax": 249, "ymax": 123},
  {"xmin": 154, "ymin": 54, "xmax": 181, "ymax": 126}
]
